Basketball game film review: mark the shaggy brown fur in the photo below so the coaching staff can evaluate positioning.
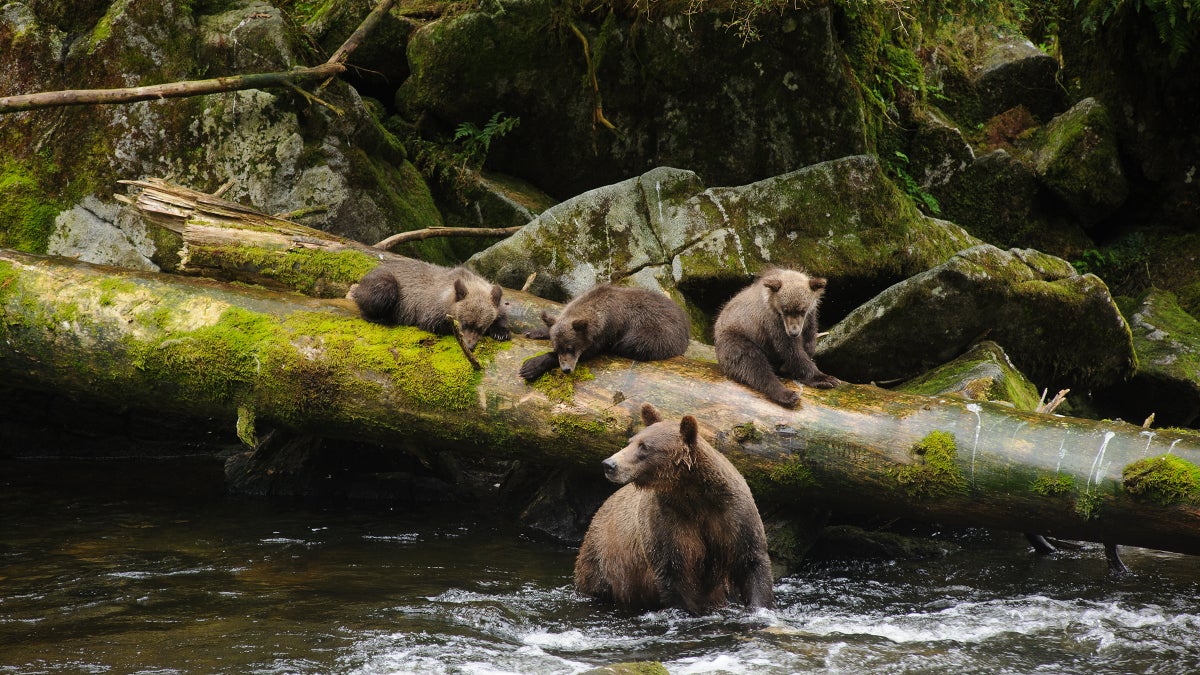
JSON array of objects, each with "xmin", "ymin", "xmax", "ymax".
[
  {"xmin": 520, "ymin": 284, "xmax": 689, "ymax": 381},
  {"xmin": 352, "ymin": 259, "xmax": 509, "ymax": 351},
  {"xmin": 714, "ymin": 268, "xmax": 839, "ymax": 407},
  {"xmin": 574, "ymin": 403, "xmax": 775, "ymax": 614}
]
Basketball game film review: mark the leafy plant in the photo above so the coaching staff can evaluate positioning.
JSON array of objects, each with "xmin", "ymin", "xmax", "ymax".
[
  {"xmin": 886, "ymin": 150, "xmax": 942, "ymax": 215},
  {"xmin": 453, "ymin": 112, "xmax": 520, "ymax": 170},
  {"xmin": 1077, "ymin": 0, "xmax": 1200, "ymax": 65}
]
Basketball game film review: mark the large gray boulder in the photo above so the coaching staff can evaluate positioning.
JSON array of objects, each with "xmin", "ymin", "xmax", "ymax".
[
  {"xmin": 467, "ymin": 155, "xmax": 981, "ymax": 330},
  {"xmin": 816, "ymin": 244, "xmax": 1136, "ymax": 391},
  {"xmin": 399, "ymin": 0, "xmax": 867, "ymax": 199}
]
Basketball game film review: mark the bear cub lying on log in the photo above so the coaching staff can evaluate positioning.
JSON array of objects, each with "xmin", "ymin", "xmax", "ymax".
[
  {"xmin": 574, "ymin": 403, "xmax": 775, "ymax": 614},
  {"xmin": 714, "ymin": 268, "xmax": 839, "ymax": 407},
  {"xmin": 520, "ymin": 284, "xmax": 689, "ymax": 381},
  {"xmin": 352, "ymin": 259, "xmax": 510, "ymax": 352}
]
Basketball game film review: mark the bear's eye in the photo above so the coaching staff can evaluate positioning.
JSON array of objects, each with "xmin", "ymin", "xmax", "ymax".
[{"xmin": 635, "ymin": 443, "xmax": 648, "ymax": 461}]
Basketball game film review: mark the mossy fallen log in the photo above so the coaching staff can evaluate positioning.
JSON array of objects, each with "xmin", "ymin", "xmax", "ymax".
[{"xmin": 2, "ymin": 248, "xmax": 1200, "ymax": 555}]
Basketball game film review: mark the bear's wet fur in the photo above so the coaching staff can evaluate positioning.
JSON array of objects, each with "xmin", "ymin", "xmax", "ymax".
[
  {"xmin": 519, "ymin": 284, "xmax": 689, "ymax": 381},
  {"xmin": 573, "ymin": 403, "xmax": 775, "ymax": 614},
  {"xmin": 713, "ymin": 267, "xmax": 839, "ymax": 407},
  {"xmin": 352, "ymin": 258, "xmax": 509, "ymax": 352}
]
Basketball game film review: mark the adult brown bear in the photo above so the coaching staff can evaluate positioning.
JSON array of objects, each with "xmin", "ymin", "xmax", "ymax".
[{"xmin": 574, "ymin": 403, "xmax": 774, "ymax": 614}]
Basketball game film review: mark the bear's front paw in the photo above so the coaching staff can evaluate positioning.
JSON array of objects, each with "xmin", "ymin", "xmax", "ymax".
[
  {"xmin": 524, "ymin": 328, "xmax": 550, "ymax": 340},
  {"xmin": 773, "ymin": 389, "xmax": 801, "ymax": 408},
  {"xmin": 488, "ymin": 327, "xmax": 512, "ymax": 341},
  {"xmin": 812, "ymin": 373, "xmax": 840, "ymax": 389},
  {"xmin": 519, "ymin": 353, "xmax": 556, "ymax": 382}
]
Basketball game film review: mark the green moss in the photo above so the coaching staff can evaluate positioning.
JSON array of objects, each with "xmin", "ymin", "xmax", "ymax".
[
  {"xmin": 527, "ymin": 362, "xmax": 594, "ymax": 402},
  {"xmin": 186, "ymin": 246, "xmax": 380, "ymax": 297},
  {"xmin": 1122, "ymin": 454, "xmax": 1200, "ymax": 506},
  {"xmin": 1031, "ymin": 473, "xmax": 1074, "ymax": 496},
  {"xmin": 768, "ymin": 455, "xmax": 815, "ymax": 490},
  {"xmin": 550, "ymin": 409, "xmax": 615, "ymax": 442},
  {"xmin": 732, "ymin": 421, "xmax": 762, "ymax": 443},
  {"xmin": 97, "ymin": 278, "xmax": 138, "ymax": 307},
  {"xmin": 894, "ymin": 430, "xmax": 967, "ymax": 499},
  {"xmin": 1074, "ymin": 492, "xmax": 1103, "ymax": 520},
  {"xmin": 236, "ymin": 404, "xmax": 257, "ymax": 448},
  {"xmin": 130, "ymin": 306, "xmax": 286, "ymax": 405},
  {"xmin": 0, "ymin": 162, "xmax": 62, "ymax": 254},
  {"xmin": 281, "ymin": 311, "xmax": 504, "ymax": 414}
]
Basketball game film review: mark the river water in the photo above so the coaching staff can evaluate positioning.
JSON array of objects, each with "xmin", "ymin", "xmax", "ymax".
[{"xmin": 2, "ymin": 458, "xmax": 1199, "ymax": 674}]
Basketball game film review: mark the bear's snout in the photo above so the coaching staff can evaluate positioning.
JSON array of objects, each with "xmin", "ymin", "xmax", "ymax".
[{"xmin": 602, "ymin": 457, "xmax": 619, "ymax": 481}]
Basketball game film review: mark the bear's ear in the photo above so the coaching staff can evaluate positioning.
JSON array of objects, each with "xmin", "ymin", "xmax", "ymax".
[
  {"xmin": 540, "ymin": 310, "xmax": 556, "ymax": 327},
  {"xmin": 572, "ymin": 318, "xmax": 589, "ymax": 333},
  {"xmin": 679, "ymin": 415, "xmax": 698, "ymax": 447},
  {"xmin": 491, "ymin": 284, "xmax": 503, "ymax": 306},
  {"xmin": 762, "ymin": 277, "xmax": 783, "ymax": 293},
  {"xmin": 640, "ymin": 403, "xmax": 661, "ymax": 427},
  {"xmin": 453, "ymin": 278, "xmax": 469, "ymax": 302},
  {"xmin": 809, "ymin": 277, "xmax": 827, "ymax": 292}
]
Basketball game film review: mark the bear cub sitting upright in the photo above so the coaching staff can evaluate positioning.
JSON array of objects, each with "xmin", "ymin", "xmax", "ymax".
[
  {"xmin": 574, "ymin": 403, "xmax": 775, "ymax": 614},
  {"xmin": 519, "ymin": 284, "xmax": 689, "ymax": 381},
  {"xmin": 714, "ymin": 267, "xmax": 839, "ymax": 408},
  {"xmin": 352, "ymin": 259, "xmax": 509, "ymax": 352}
]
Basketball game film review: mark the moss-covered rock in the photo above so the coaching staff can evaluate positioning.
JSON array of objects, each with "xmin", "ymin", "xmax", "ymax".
[
  {"xmin": 1094, "ymin": 289, "xmax": 1200, "ymax": 427},
  {"xmin": 937, "ymin": 27, "xmax": 1066, "ymax": 126},
  {"xmin": 399, "ymin": 0, "xmax": 866, "ymax": 199},
  {"xmin": 898, "ymin": 340, "xmax": 1041, "ymax": 411},
  {"xmin": 469, "ymin": 156, "xmax": 981, "ymax": 332},
  {"xmin": 817, "ymin": 244, "xmax": 1136, "ymax": 391},
  {"xmin": 0, "ymin": 0, "xmax": 444, "ymax": 265},
  {"xmin": 931, "ymin": 148, "xmax": 1091, "ymax": 258},
  {"xmin": 1033, "ymin": 98, "xmax": 1129, "ymax": 226}
]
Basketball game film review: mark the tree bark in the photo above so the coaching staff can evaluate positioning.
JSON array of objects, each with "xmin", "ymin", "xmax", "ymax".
[{"xmin": 2, "ymin": 248, "xmax": 1199, "ymax": 555}]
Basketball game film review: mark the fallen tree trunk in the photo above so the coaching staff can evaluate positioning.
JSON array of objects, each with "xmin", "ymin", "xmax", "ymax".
[{"xmin": 2, "ymin": 248, "xmax": 1199, "ymax": 554}]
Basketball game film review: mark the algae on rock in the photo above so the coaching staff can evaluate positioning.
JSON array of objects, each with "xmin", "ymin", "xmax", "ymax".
[{"xmin": 817, "ymin": 244, "xmax": 1136, "ymax": 391}]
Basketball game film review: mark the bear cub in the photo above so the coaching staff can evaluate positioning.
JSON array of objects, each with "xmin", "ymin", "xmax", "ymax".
[
  {"xmin": 519, "ymin": 284, "xmax": 689, "ymax": 381},
  {"xmin": 574, "ymin": 403, "xmax": 775, "ymax": 614},
  {"xmin": 352, "ymin": 258, "xmax": 509, "ymax": 352},
  {"xmin": 714, "ymin": 268, "xmax": 839, "ymax": 407}
]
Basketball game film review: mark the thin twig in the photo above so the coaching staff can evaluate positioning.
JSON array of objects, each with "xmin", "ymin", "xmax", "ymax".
[
  {"xmin": 373, "ymin": 225, "xmax": 522, "ymax": 250},
  {"xmin": 447, "ymin": 314, "xmax": 482, "ymax": 370}
]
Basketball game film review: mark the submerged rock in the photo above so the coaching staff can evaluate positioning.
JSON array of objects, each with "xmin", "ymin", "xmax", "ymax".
[{"xmin": 817, "ymin": 244, "xmax": 1136, "ymax": 391}]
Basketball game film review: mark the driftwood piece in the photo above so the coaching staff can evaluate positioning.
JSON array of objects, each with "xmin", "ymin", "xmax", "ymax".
[{"xmin": 1, "ymin": 248, "xmax": 1200, "ymax": 557}]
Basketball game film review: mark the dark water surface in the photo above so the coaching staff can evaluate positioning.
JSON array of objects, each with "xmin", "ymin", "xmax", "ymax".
[{"xmin": 2, "ymin": 458, "xmax": 1199, "ymax": 674}]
